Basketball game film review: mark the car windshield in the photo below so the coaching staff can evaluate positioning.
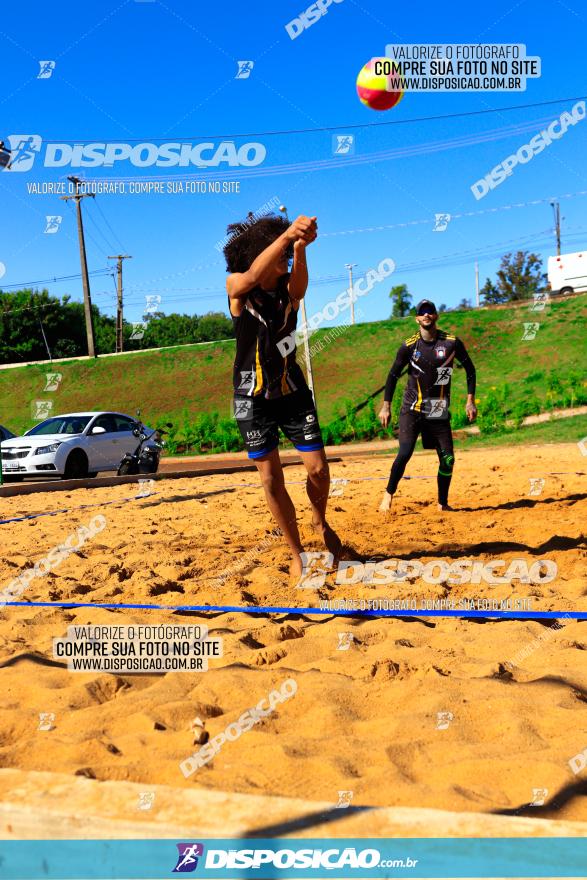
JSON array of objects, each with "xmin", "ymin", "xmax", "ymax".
[{"xmin": 26, "ymin": 416, "xmax": 92, "ymax": 436}]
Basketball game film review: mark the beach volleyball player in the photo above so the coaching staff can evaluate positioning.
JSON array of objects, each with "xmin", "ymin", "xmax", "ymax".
[
  {"xmin": 378, "ymin": 299, "xmax": 477, "ymax": 512},
  {"xmin": 224, "ymin": 212, "xmax": 341, "ymax": 579}
]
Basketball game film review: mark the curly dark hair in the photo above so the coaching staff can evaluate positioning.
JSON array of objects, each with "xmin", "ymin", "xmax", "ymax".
[{"xmin": 223, "ymin": 213, "xmax": 292, "ymax": 273}]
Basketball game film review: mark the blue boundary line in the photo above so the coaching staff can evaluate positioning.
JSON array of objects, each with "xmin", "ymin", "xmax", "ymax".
[{"xmin": 3, "ymin": 601, "xmax": 586, "ymax": 618}]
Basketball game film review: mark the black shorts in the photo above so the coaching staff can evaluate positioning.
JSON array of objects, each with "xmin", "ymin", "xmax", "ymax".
[
  {"xmin": 233, "ymin": 389, "xmax": 324, "ymax": 459},
  {"xmin": 398, "ymin": 408, "xmax": 454, "ymax": 453}
]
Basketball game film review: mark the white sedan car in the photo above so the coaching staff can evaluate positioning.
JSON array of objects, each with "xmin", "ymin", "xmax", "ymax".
[{"xmin": 0, "ymin": 411, "xmax": 156, "ymax": 481}]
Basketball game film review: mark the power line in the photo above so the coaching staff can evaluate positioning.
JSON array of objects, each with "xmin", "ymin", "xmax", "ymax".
[
  {"xmin": 0, "ymin": 268, "xmax": 112, "ymax": 290},
  {"xmin": 94, "ymin": 198, "xmax": 128, "ymax": 253},
  {"xmin": 34, "ymin": 95, "xmax": 587, "ymax": 142}
]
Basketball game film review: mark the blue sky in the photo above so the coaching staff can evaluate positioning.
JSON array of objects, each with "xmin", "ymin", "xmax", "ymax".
[{"xmin": 1, "ymin": 0, "xmax": 586, "ymax": 327}]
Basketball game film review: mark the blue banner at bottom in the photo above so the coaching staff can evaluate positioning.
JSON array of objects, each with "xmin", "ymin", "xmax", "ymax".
[{"xmin": 0, "ymin": 838, "xmax": 586, "ymax": 879}]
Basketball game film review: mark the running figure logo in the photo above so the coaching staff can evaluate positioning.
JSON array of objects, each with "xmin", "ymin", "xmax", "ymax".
[
  {"xmin": 522, "ymin": 322, "xmax": 540, "ymax": 340},
  {"xmin": 528, "ymin": 478, "xmax": 545, "ymax": 496},
  {"xmin": 435, "ymin": 366, "xmax": 453, "ymax": 385},
  {"xmin": 38, "ymin": 712, "xmax": 56, "ymax": 731},
  {"xmin": 234, "ymin": 398, "xmax": 253, "ymax": 420},
  {"xmin": 335, "ymin": 790, "xmax": 354, "ymax": 808},
  {"xmin": 173, "ymin": 843, "xmax": 204, "ymax": 873},
  {"xmin": 236, "ymin": 61, "xmax": 254, "ymax": 79},
  {"xmin": 44, "ymin": 372, "xmax": 63, "ymax": 391},
  {"xmin": 436, "ymin": 711, "xmax": 453, "ymax": 730},
  {"xmin": 530, "ymin": 788, "xmax": 548, "ymax": 806},
  {"xmin": 297, "ymin": 551, "xmax": 333, "ymax": 588},
  {"xmin": 425, "ymin": 399, "xmax": 448, "ymax": 419},
  {"xmin": 37, "ymin": 60, "xmax": 56, "ymax": 79},
  {"xmin": 32, "ymin": 400, "xmax": 53, "ymax": 419},
  {"xmin": 3, "ymin": 135, "xmax": 42, "ymax": 172},
  {"xmin": 433, "ymin": 213, "xmax": 451, "ymax": 232},
  {"xmin": 530, "ymin": 291, "xmax": 549, "ymax": 312},
  {"xmin": 44, "ymin": 216, "xmax": 62, "ymax": 234},
  {"xmin": 332, "ymin": 134, "xmax": 355, "ymax": 156}
]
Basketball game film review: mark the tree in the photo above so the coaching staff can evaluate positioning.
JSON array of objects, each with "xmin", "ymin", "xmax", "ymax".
[
  {"xmin": 438, "ymin": 303, "xmax": 448, "ymax": 313},
  {"xmin": 456, "ymin": 298, "xmax": 472, "ymax": 310},
  {"xmin": 389, "ymin": 284, "xmax": 412, "ymax": 318},
  {"xmin": 482, "ymin": 251, "xmax": 547, "ymax": 305}
]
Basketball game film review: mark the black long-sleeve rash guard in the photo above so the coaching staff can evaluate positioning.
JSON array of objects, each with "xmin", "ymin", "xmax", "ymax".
[{"xmin": 384, "ymin": 329, "xmax": 476, "ymax": 414}]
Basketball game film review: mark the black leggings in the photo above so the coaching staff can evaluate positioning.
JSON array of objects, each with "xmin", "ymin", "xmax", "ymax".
[{"xmin": 386, "ymin": 439, "xmax": 455, "ymax": 505}]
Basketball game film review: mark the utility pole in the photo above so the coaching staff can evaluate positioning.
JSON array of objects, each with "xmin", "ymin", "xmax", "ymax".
[
  {"xmin": 61, "ymin": 177, "xmax": 96, "ymax": 357},
  {"xmin": 108, "ymin": 254, "xmax": 132, "ymax": 353},
  {"xmin": 475, "ymin": 261, "xmax": 480, "ymax": 308},
  {"xmin": 344, "ymin": 263, "xmax": 357, "ymax": 324},
  {"xmin": 550, "ymin": 200, "xmax": 561, "ymax": 255}
]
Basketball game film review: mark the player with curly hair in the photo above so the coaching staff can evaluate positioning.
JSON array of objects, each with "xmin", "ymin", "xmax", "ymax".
[{"xmin": 224, "ymin": 212, "xmax": 341, "ymax": 581}]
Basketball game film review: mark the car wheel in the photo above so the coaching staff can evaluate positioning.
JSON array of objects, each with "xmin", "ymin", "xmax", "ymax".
[
  {"xmin": 560, "ymin": 286, "xmax": 573, "ymax": 296},
  {"xmin": 87, "ymin": 472, "xmax": 98, "ymax": 478},
  {"xmin": 2, "ymin": 475, "xmax": 24, "ymax": 482},
  {"xmin": 62, "ymin": 450, "xmax": 89, "ymax": 480}
]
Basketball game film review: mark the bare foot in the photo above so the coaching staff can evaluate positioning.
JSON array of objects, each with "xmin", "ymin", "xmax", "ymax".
[
  {"xmin": 379, "ymin": 492, "xmax": 393, "ymax": 513},
  {"xmin": 311, "ymin": 520, "xmax": 342, "ymax": 561},
  {"xmin": 289, "ymin": 554, "xmax": 304, "ymax": 581},
  {"xmin": 437, "ymin": 503, "xmax": 454, "ymax": 512}
]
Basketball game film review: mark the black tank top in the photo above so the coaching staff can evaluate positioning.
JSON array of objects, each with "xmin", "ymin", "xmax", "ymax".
[{"xmin": 231, "ymin": 274, "xmax": 307, "ymax": 399}]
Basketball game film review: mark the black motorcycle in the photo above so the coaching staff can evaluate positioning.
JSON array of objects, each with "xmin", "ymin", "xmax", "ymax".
[{"xmin": 117, "ymin": 417, "xmax": 172, "ymax": 476}]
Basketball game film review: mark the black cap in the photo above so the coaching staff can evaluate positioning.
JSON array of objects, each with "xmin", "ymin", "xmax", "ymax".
[{"xmin": 416, "ymin": 299, "xmax": 437, "ymax": 315}]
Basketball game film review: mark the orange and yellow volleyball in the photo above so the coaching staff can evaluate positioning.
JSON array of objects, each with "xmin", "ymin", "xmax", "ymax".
[{"xmin": 356, "ymin": 57, "xmax": 404, "ymax": 111}]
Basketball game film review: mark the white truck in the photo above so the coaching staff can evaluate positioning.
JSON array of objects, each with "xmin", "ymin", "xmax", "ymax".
[{"xmin": 547, "ymin": 250, "xmax": 587, "ymax": 295}]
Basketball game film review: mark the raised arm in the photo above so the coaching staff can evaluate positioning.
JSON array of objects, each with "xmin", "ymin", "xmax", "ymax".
[{"xmin": 226, "ymin": 215, "xmax": 317, "ymax": 303}]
